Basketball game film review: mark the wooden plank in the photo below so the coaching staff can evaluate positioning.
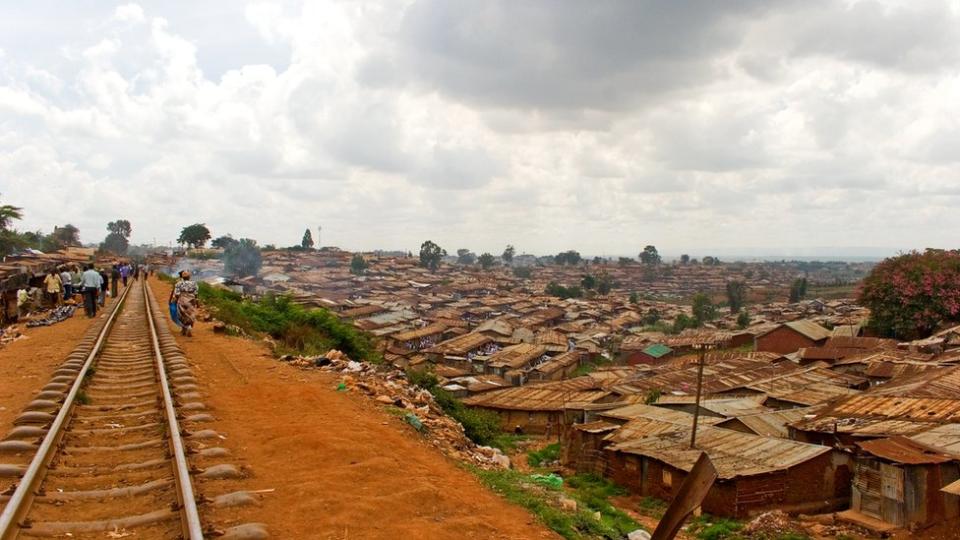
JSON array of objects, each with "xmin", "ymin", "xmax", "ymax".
[{"xmin": 651, "ymin": 453, "xmax": 718, "ymax": 540}]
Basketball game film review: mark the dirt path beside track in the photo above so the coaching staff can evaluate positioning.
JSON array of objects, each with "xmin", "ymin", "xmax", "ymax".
[{"xmin": 150, "ymin": 278, "xmax": 557, "ymax": 540}]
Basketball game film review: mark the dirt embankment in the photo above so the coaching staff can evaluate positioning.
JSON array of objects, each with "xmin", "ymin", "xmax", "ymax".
[
  {"xmin": 151, "ymin": 278, "xmax": 557, "ymax": 539},
  {"xmin": 0, "ymin": 297, "xmax": 115, "ymax": 428}
]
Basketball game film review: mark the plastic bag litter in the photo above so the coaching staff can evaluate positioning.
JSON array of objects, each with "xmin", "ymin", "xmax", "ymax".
[
  {"xmin": 169, "ymin": 302, "xmax": 181, "ymax": 327},
  {"xmin": 530, "ymin": 473, "xmax": 563, "ymax": 489},
  {"xmin": 405, "ymin": 413, "xmax": 425, "ymax": 432},
  {"xmin": 336, "ymin": 382, "xmax": 348, "ymax": 392}
]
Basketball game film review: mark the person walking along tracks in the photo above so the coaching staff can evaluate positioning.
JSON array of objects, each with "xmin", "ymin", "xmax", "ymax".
[
  {"xmin": 43, "ymin": 271, "xmax": 62, "ymax": 308},
  {"xmin": 80, "ymin": 264, "xmax": 103, "ymax": 318},
  {"xmin": 170, "ymin": 270, "xmax": 199, "ymax": 337}
]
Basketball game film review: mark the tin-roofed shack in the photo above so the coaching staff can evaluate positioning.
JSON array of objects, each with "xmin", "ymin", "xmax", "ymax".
[
  {"xmin": 605, "ymin": 426, "xmax": 852, "ymax": 518},
  {"xmin": 462, "ymin": 379, "xmax": 622, "ymax": 435},
  {"xmin": 848, "ymin": 436, "xmax": 960, "ymax": 529},
  {"xmin": 756, "ymin": 320, "xmax": 831, "ymax": 355}
]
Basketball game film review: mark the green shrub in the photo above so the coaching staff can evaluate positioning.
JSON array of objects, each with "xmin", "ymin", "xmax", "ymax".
[
  {"xmin": 527, "ymin": 443, "xmax": 561, "ymax": 467},
  {"xmin": 472, "ymin": 468, "xmax": 641, "ymax": 540},
  {"xmin": 687, "ymin": 515, "xmax": 743, "ymax": 540},
  {"xmin": 196, "ymin": 283, "xmax": 381, "ymax": 363},
  {"xmin": 405, "ymin": 367, "xmax": 439, "ymax": 391}
]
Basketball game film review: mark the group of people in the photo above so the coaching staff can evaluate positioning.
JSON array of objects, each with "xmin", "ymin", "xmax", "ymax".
[{"xmin": 40, "ymin": 261, "xmax": 151, "ymax": 319}]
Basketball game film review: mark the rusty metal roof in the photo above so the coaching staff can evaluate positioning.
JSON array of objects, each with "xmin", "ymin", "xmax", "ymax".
[
  {"xmin": 609, "ymin": 426, "xmax": 832, "ymax": 479},
  {"xmin": 573, "ymin": 420, "xmax": 620, "ymax": 434},
  {"xmin": 791, "ymin": 395, "xmax": 960, "ymax": 437},
  {"xmin": 867, "ymin": 365, "xmax": 960, "ymax": 398},
  {"xmin": 390, "ymin": 322, "xmax": 447, "ymax": 342},
  {"xmin": 857, "ymin": 436, "xmax": 956, "ymax": 465},
  {"xmin": 909, "ymin": 424, "xmax": 960, "ymax": 455},
  {"xmin": 425, "ymin": 332, "xmax": 493, "ymax": 355},
  {"xmin": 716, "ymin": 407, "xmax": 816, "ymax": 439},
  {"xmin": 462, "ymin": 385, "xmax": 612, "ymax": 411},
  {"xmin": 488, "ymin": 343, "xmax": 548, "ymax": 369}
]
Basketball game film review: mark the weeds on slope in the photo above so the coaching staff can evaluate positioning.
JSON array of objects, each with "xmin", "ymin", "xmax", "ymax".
[
  {"xmin": 159, "ymin": 275, "xmax": 380, "ymax": 363},
  {"xmin": 473, "ymin": 468, "xmax": 640, "ymax": 540},
  {"xmin": 405, "ymin": 367, "xmax": 509, "ymax": 449}
]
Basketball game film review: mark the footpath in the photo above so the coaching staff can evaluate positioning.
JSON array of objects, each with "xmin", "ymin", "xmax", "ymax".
[{"xmin": 148, "ymin": 278, "xmax": 557, "ymax": 539}]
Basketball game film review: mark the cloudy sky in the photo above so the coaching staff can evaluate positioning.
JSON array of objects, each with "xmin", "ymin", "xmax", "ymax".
[{"xmin": 1, "ymin": 1, "xmax": 958, "ymax": 256}]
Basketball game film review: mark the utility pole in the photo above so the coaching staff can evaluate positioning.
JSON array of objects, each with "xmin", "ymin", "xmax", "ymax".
[
  {"xmin": 690, "ymin": 342, "xmax": 711, "ymax": 449},
  {"xmin": 317, "ymin": 225, "xmax": 322, "ymax": 250}
]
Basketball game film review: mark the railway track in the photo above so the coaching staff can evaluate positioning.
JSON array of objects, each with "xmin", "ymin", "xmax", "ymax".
[{"xmin": 0, "ymin": 281, "xmax": 265, "ymax": 539}]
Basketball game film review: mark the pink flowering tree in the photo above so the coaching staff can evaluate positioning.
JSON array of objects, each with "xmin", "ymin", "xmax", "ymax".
[{"xmin": 859, "ymin": 249, "xmax": 960, "ymax": 339}]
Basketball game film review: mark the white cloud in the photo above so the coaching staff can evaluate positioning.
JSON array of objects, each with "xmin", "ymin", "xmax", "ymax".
[{"xmin": 0, "ymin": 0, "xmax": 957, "ymax": 255}]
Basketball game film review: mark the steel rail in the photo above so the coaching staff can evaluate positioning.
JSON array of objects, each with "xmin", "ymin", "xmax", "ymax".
[
  {"xmin": 0, "ymin": 284, "xmax": 133, "ymax": 539},
  {"xmin": 142, "ymin": 280, "xmax": 204, "ymax": 540}
]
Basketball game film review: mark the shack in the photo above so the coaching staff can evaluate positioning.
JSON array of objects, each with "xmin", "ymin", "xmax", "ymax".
[
  {"xmin": 606, "ymin": 426, "xmax": 852, "ymax": 518},
  {"xmin": 848, "ymin": 436, "xmax": 959, "ymax": 530},
  {"xmin": 756, "ymin": 320, "xmax": 831, "ymax": 355}
]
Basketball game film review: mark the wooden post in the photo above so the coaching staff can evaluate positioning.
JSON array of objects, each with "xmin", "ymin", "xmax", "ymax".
[{"xmin": 690, "ymin": 344, "xmax": 706, "ymax": 449}]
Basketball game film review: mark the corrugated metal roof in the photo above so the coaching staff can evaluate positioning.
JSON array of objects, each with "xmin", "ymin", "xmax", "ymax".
[
  {"xmin": 909, "ymin": 424, "xmax": 960, "ymax": 455},
  {"xmin": 857, "ymin": 436, "xmax": 956, "ymax": 465},
  {"xmin": 573, "ymin": 420, "xmax": 620, "ymax": 434},
  {"xmin": 462, "ymin": 386, "xmax": 612, "ymax": 411},
  {"xmin": 390, "ymin": 322, "xmax": 447, "ymax": 342},
  {"xmin": 642, "ymin": 344, "xmax": 673, "ymax": 358},
  {"xmin": 609, "ymin": 426, "xmax": 831, "ymax": 479},
  {"xmin": 717, "ymin": 407, "xmax": 816, "ymax": 438},
  {"xmin": 488, "ymin": 343, "xmax": 547, "ymax": 369},
  {"xmin": 425, "ymin": 332, "xmax": 493, "ymax": 355},
  {"xmin": 791, "ymin": 395, "xmax": 960, "ymax": 437}
]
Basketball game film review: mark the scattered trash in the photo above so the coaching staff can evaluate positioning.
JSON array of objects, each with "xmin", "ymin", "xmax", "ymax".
[
  {"xmin": 530, "ymin": 473, "xmax": 564, "ymax": 489},
  {"xmin": 744, "ymin": 510, "xmax": 810, "ymax": 538},
  {"xmin": 286, "ymin": 349, "xmax": 512, "ymax": 470},
  {"xmin": 26, "ymin": 305, "xmax": 77, "ymax": 328},
  {"xmin": 405, "ymin": 413, "xmax": 424, "ymax": 432}
]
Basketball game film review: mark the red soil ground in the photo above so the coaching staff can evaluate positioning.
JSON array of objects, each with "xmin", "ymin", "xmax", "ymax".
[{"xmin": 148, "ymin": 278, "xmax": 557, "ymax": 539}]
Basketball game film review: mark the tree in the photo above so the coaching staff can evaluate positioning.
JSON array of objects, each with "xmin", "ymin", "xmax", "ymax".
[
  {"xmin": 350, "ymin": 253, "xmax": 369, "ymax": 275},
  {"xmin": 212, "ymin": 235, "xmax": 239, "ymax": 249},
  {"xmin": 478, "ymin": 252, "xmax": 495, "ymax": 270},
  {"xmin": 692, "ymin": 293, "xmax": 717, "ymax": 326},
  {"xmin": 581, "ymin": 274, "xmax": 597, "ymax": 290},
  {"xmin": 629, "ymin": 291, "xmax": 640, "ymax": 304},
  {"xmin": 100, "ymin": 233, "xmax": 129, "ymax": 255},
  {"xmin": 596, "ymin": 273, "xmax": 613, "ymax": 295},
  {"xmin": 702, "ymin": 256, "xmax": 720, "ymax": 266},
  {"xmin": 107, "ymin": 220, "xmax": 132, "ymax": 238},
  {"xmin": 502, "ymin": 245, "xmax": 515, "ymax": 265},
  {"xmin": 419, "ymin": 240, "xmax": 446, "ymax": 272},
  {"xmin": 178, "ymin": 223, "xmax": 211, "ymax": 249},
  {"xmin": 49, "ymin": 225, "xmax": 80, "ymax": 249},
  {"xmin": 859, "ymin": 249, "xmax": 960, "ymax": 339},
  {"xmin": 301, "ymin": 229, "xmax": 315, "ymax": 250},
  {"xmin": 224, "ymin": 238, "xmax": 262, "ymax": 277},
  {"xmin": 545, "ymin": 281, "xmax": 582, "ymax": 299},
  {"xmin": 680, "ymin": 254, "xmax": 690, "ymax": 265},
  {"xmin": 456, "ymin": 248, "xmax": 476, "ymax": 265},
  {"xmin": 672, "ymin": 313, "xmax": 696, "ymax": 334},
  {"xmin": 788, "ymin": 278, "xmax": 808, "ymax": 303},
  {"xmin": 643, "ymin": 308, "xmax": 661, "ymax": 326},
  {"xmin": 736, "ymin": 311, "xmax": 752, "ymax": 329},
  {"xmin": 725, "ymin": 280, "xmax": 748, "ymax": 313},
  {"xmin": 639, "ymin": 245, "xmax": 661, "ymax": 265},
  {"xmin": 555, "ymin": 250, "xmax": 582, "ymax": 266},
  {"xmin": 512, "ymin": 266, "xmax": 533, "ymax": 279},
  {"xmin": 0, "ymin": 196, "xmax": 23, "ymax": 230},
  {"xmin": 0, "ymin": 196, "xmax": 24, "ymax": 257}
]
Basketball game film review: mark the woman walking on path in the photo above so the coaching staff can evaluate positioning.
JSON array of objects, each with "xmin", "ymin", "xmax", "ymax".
[{"xmin": 170, "ymin": 270, "xmax": 199, "ymax": 337}]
